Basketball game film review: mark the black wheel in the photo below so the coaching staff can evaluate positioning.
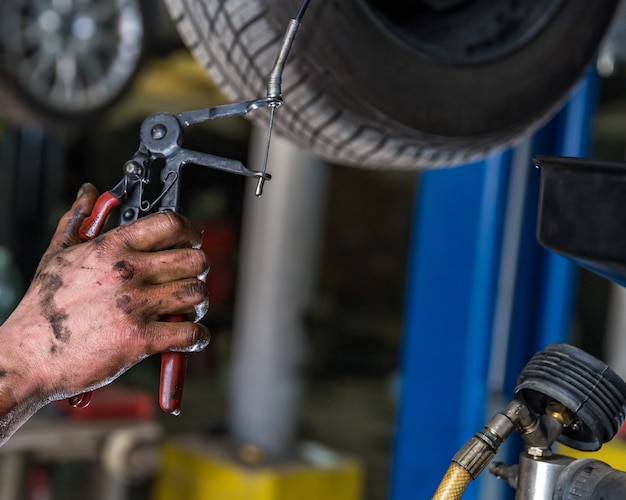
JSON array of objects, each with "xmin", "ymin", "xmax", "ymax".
[
  {"xmin": 0, "ymin": 0, "xmax": 145, "ymax": 126},
  {"xmin": 515, "ymin": 343, "xmax": 626, "ymax": 452},
  {"xmin": 163, "ymin": 0, "xmax": 618, "ymax": 169}
]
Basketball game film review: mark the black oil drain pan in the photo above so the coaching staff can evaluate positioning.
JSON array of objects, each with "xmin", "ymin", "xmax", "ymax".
[{"xmin": 536, "ymin": 155, "xmax": 626, "ymax": 286}]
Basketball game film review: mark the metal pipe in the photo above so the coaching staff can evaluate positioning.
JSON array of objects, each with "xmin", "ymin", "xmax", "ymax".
[
  {"xmin": 515, "ymin": 453, "xmax": 573, "ymax": 500},
  {"xmin": 229, "ymin": 127, "xmax": 328, "ymax": 459},
  {"xmin": 0, "ymin": 455, "xmax": 24, "ymax": 500}
]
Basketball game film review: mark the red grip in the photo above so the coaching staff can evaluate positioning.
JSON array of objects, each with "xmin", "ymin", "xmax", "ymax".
[
  {"xmin": 68, "ymin": 391, "xmax": 92, "ymax": 408},
  {"xmin": 69, "ymin": 191, "xmax": 121, "ymax": 409},
  {"xmin": 79, "ymin": 192, "xmax": 121, "ymax": 240},
  {"xmin": 73, "ymin": 197, "xmax": 189, "ymax": 415},
  {"xmin": 159, "ymin": 314, "xmax": 188, "ymax": 415}
]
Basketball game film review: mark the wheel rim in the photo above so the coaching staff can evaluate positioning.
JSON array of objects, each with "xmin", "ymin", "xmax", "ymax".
[
  {"xmin": 362, "ymin": 0, "xmax": 564, "ymax": 65},
  {"xmin": 1, "ymin": 0, "xmax": 143, "ymax": 113}
]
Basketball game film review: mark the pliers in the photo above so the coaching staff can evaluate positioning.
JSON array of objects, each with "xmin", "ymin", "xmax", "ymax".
[
  {"xmin": 68, "ymin": 97, "xmax": 276, "ymax": 414},
  {"xmin": 69, "ymin": 0, "xmax": 311, "ymax": 414}
]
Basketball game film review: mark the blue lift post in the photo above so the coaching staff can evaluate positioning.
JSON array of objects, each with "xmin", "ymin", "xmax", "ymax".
[{"xmin": 391, "ymin": 71, "xmax": 598, "ymax": 500}]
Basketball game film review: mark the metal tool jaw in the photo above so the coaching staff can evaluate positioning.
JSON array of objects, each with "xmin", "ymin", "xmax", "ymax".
[{"xmin": 116, "ymin": 96, "xmax": 278, "ymax": 225}]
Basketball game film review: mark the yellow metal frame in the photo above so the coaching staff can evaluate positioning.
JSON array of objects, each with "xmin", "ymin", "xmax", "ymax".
[
  {"xmin": 152, "ymin": 437, "xmax": 363, "ymax": 500},
  {"xmin": 558, "ymin": 438, "xmax": 626, "ymax": 472}
]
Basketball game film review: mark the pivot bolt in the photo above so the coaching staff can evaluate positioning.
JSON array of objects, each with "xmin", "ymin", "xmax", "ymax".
[
  {"xmin": 151, "ymin": 124, "xmax": 167, "ymax": 140},
  {"xmin": 124, "ymin": 161, "xmax": 144, "ymax": 179}
]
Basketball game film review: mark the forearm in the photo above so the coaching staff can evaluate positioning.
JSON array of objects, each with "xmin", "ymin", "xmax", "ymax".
[
  {"xmin": 0, "ymin": 370, "xmax": 46, "ymax": 447},
  {"xmin": 0, "ymin": 320, "xmax": 50, "ymax": 446}
]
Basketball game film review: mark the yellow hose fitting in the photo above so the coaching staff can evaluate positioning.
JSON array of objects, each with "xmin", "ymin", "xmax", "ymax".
[
  {"xmin": 432, "ymin": 464, "xmax": 472, "ymax": 500},
  {"xmin": 432, "ymin": 400, "xmax": 525, "ymax": 499},
  {"xmin": 451, "ymin": 434, "xmax": 497, "ymax": 479}
]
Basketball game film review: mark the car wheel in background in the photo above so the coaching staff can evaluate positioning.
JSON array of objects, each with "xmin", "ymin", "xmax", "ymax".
[{"xmin": 0, "ymin": 0, "xmax": 145, "ymax": 127}]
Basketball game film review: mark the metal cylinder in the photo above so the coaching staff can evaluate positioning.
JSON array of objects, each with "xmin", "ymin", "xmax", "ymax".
[
  {"xmin": 515, "ymin": 453, "xmax": 573, "ymax": 500},
  {"xmin": 229, "ymin": 127, "xmax": 328, "ymax": 459}
]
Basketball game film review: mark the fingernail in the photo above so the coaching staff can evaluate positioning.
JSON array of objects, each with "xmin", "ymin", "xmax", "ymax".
[
  {"xmin": 76, "ymin": 183, "xmax": 88, "ymax": 200},
  {"xmin": 190, "ymin": 330, "xmax": 211, "ymax": 352},
  {"xmin": 197, "ymin": 267, "xmax": 209, "ymax": 283},
  {"xmin": 194, "ymin": 299, "xmax": 209, "ymax": 323}
]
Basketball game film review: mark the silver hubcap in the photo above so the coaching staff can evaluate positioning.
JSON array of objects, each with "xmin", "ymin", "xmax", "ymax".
[{"xmin": 2, "ymin": 0, "xmax": 143, "ymax": 113}]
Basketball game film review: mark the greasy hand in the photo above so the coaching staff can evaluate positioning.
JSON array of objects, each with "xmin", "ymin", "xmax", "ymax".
[{"xmin": 0, "ymin": 184, "xmax": 210, "ymax": 417}]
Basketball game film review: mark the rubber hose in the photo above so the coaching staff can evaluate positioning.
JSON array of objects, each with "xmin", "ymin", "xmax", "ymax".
[{"xmin": 432, "ymin": 464, "xmax": 472, "ymax": 500}]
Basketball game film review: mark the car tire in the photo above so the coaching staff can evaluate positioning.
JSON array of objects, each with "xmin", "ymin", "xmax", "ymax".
[
  {"xmin": 163, "ymin": 0, "xmax": 618, "ymax": 169},
  {"xmin": 0, "ymin": 0, "xmax": 145, "ymax": 128}
]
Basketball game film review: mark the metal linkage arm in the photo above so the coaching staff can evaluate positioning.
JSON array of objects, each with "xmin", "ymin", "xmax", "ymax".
[{"xmin": 175, "ymin": 97, "xmax": 281, "ymax": 128}]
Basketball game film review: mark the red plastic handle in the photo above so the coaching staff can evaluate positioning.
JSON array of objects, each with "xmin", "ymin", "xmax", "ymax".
[
  {"xmin": 69, "ymin": 192, "xmax": 121, "ymax": 409},
  {"xmin": 79, "ymin": 191, "xmax": 121, "ymax": 240},
  {"xmin": 68, "ymin": 392, "xmax": 92, "ymax": 408},
  {"xmin": 70, "ymin": 193, "xmax": 189, "ymax": 415},
  {"xmin": 159, "ymin": 314, "xmax": 188, "ymax": 415}
]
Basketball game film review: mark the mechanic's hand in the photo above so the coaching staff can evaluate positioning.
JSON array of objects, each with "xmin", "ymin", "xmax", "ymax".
[{"xmin": 0, "ymin": 183, "xmax": 210, "ymax": 442}]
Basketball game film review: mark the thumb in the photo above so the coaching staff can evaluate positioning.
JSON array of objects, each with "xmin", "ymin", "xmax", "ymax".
[{"xmin": 46, "ymin": 183, "xmax": 100, "ymax": 254}]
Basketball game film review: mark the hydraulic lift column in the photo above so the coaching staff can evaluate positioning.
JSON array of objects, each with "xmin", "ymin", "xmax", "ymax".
[{"xmin": 230, "ymin": 127, "xmax": 328, "ymax": 458}]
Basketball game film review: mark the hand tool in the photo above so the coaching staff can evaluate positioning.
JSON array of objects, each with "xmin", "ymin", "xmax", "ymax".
[{"xmin": 68, "ymin": 0, "xmax": 311, "ymax": 414}]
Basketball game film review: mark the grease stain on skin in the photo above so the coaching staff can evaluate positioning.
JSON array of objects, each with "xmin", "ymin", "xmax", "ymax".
[
  {"xmin": 116, "ymin": 294, "xmax": 134, "ymax": 314},
  {"xmin": 61, "ymin": 205, "xmax": 91, "ymax": 248},
  {"xmin": 49, "ymin": 309, "xmax": 70, "ymax": 341},
  {"xmin": 93, "ymin": 235, "xmax": 107, "ymax": 256},
  {"xmin": 174, "ymin": 281, "xmax": 209, "ymax": 301},
  {"xmin": 37, "ymin": 271, "xmax": 62, "ymax": 293},
  {"xmin": 37, "ymin": 271, "xmax": 73, "ymax": 347},
  {"xmin": 115, "ymin": 261, "xmax": 135, "ymax": 281}
]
